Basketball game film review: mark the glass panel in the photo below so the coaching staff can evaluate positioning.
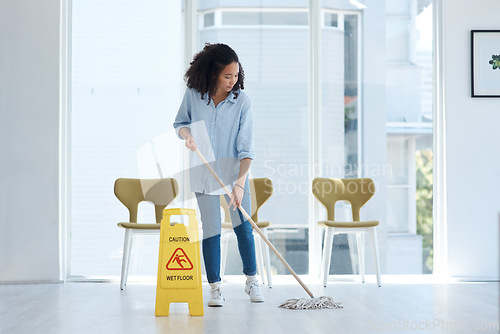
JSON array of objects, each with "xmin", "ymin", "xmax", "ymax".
[
  {"xmin": 204, "ymin": 12, "xmax": 214, "ymax": 27},
  {"xmin": 321, "ymin": 14, "xmax": 359, "ymax": 179},
  {"xmin": 416, "ymin": 146, "xmax": 433, "ymax": 273},
  {"xmin": 223, "ymin": 228, "xmax": 309, "ymax": 275},
  {"xmin": 385, "ymin": 4, "xmax": 434, "ymax": 273},
  {"xmin": 387, "ymin": 139, "xmax": 409, "ymax": 184},
  {"xmin": 221, "ymin": 12, "xmax": 258, "ymax": 25},
  {"xmin": 324, "ymin": 12, "xmax": 338, "ymax": 27},
  {"xmin": 320, "ymin": 12, "xmax": 361, "ymax": 275},
  {"xmin": 199, "ymin": 1, "xmax": 309, "ymax": 275},
  {"xmin": 416, "ymin": 4, "xmax": 433, "ymax": 121},
  {"xmin": 386, "ymin": 0, "xmax": 410, "ymax": 15},
  {"xmin": 386, "ymin": 17, "xmax": 410, "ymax": 63},
  {"xmin": 321, "ymin": 21, "xmax": 345, "ymax": 178},
  {"xmin": 222, "ymin": 11, "xmax": 308, "ymax": 26},
  {"xmin": 344, "ymin": 14, "xmax": 359, "ymax": 177},
  {"xmin": 387, "ymin": 187, "xmax": 410, "ymax": 232},
  {"xmin": 414, "ymin": 6, "xmax": 434, "ymax": 272},
  {"xmin": 70, "ymin": 0, "xmax": 183, "ymax": 277},
  {"xmin": 321, "ymin": 14, "xmax": 360, "ymax": 178}
]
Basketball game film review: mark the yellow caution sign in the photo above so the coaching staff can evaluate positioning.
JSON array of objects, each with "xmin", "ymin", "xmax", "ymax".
[{"xmin": 155, "ymin": 208, "xmax": 203, "ymax": 316}]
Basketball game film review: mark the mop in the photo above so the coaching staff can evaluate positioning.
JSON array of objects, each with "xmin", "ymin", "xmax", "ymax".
[{"xmin": 194, "ymin": 148, "xmax": 343, "ymax": 310}]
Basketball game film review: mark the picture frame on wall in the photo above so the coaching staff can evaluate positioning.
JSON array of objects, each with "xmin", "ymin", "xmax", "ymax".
[{"xmin": 471, "ymin": 30, "xmax": 500, "ymax": 97}]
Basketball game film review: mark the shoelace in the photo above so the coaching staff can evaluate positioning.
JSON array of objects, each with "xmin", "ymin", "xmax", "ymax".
[
  {"xmin": 247, "ymin": 282, "xmax": 261, "ymax": 295},
  {"xmin": 211, "ymin": 287, "xmax": 223, "ymax": 299}
]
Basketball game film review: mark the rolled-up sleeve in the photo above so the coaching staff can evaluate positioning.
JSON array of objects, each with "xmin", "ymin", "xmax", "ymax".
[
  {"xmin": 173, "ymin": 88, "xmax": 192, "ymax": 139},
  {"xmin": 236, "ymin": 98, "xmax": 255, "ymax": 160}
]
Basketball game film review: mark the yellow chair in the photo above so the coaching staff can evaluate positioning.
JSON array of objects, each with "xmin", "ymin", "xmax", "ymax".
[
  {"xmin": 114, "ymin": 178, "xmax": 179, "ymax": 290},
  {"xmin": 312, "ymin": 178, "xmax": 382, "ymax": 287},
  {"xmin": 220, "ymin": 178, "xmax": 273, "ymax": 287}
]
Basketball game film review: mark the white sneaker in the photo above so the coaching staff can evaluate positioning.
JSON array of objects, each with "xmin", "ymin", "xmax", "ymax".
[
  {"xmin": 208, "ymin": 282, "xmax": 224, "ymax": 307},
  {"xmin": 245, "ymin": 276, "xmax": 265, "ymax": 303}
]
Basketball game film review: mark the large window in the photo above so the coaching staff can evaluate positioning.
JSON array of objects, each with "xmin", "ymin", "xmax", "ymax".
[
  {"xmin": 385, "ymin": 1, "xmax": 434, "ymax": 274},
  {"xmin": 386, "ymin": 0, "xmax": 414, "ymax": 64},
  {"xmin": 70, "ymin": 0, "xmax": 183, "ymax": 278},
  {"xmin": 198, "ymin": 5, "xmax": 311, "ymax": 274},
  {"xmin": 69, "ymin": 0, "xmax": 434, "ymax": 280}
]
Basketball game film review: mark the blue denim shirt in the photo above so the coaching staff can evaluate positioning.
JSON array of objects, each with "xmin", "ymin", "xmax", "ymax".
[{"xmin": 173, "ymin": 87, "xmax": 255, "ymax": 195}]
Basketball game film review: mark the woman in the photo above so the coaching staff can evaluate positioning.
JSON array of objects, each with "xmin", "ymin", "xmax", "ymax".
[{"xmin": 173, "ymin": 43, "xmax": 264, "ymax": 307}]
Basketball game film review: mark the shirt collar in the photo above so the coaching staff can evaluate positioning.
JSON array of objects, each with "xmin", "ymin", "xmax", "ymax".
[
  {"xmin": 226, "ymin": 90, "xmax": 237, "ymax": 104},
  {"xmin": 202, "ymin": 89, "xmax": 238, "ymax": 104}
]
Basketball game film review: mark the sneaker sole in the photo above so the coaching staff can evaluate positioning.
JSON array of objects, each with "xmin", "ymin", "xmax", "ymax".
[
  {"xmin": 246, "ymin": 290, "xmax": 265, "ymax": 303},
  {"xmin": 208, "ymin": 304, "xmax": 223, "ymax": 307}
]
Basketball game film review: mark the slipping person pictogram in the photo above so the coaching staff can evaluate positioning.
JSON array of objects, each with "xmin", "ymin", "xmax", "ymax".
[
  {"xmin": 173, "ymin": 253, "xmax": 187, "ymax": 268},
  {"xmin": 166, "ymin": 248, "xmax": 194, "ymax": 270}
]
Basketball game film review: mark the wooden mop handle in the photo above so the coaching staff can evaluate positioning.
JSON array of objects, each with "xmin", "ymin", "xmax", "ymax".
[{"xmin": 194, "ymin": 148, "xmax": 314, "ymax": 298}]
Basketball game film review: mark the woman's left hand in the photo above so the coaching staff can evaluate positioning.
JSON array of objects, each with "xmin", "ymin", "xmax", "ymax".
[{"xmin": 229, "ymin": 185, "xmax": 245, "ymax": 210}]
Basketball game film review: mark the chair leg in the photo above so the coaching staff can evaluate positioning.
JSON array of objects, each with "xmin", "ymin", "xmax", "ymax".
[
  {"xmin": 347, "ymin": 234, "xmax": 358, "ymax": 276},
  {"xmin": 322, "ymin": 228, "xmax": 335, "ymax": 287},
  {"xmin": 319, "ymin": 229, "xmax": 325, "ymax": 279},
  {"xmin": 369, "ymin": 228, "xmax": 382, "ymax": 287},
  {"xmin": 356, "ymin": 233, "xmax": 365, "ymax": 283},
  {"xmin": 254, "ymin": 233, "xmax": 266, "ymax": 285},
  {"xmin": 120, "ymin": 229, "xmax": 133, "ymax": 290},
  {"xmin": 220, "ymin": 230, "xmax": 230, "ymax": 281},
  {"xmin": 262, "ymin": 229, "xmax": 272, "ymax": 288}
]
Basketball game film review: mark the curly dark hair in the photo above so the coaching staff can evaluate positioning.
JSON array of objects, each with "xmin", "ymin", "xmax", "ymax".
[{"xmin": 185, "ymin": 43, "xmax": 245, "ymax": 105}]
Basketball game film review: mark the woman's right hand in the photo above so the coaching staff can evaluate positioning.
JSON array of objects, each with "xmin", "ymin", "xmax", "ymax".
[{"xmin": 185, "ymin": 135, "xmax": 197, "ymax": 151}]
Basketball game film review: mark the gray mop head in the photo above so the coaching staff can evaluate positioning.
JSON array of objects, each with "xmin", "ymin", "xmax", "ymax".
[{"xmin": 278, "ymin": 296, "xmax": 343, "ymax": 310}]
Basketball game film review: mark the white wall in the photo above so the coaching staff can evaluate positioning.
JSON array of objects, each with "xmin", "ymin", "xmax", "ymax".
[
  {"xmin": 443, "ymin": 0, "xmax": 500, "ymax": 279},
  {"xmin": 0, "ymin": 1, "xmax": 61, "ymax": 281}
]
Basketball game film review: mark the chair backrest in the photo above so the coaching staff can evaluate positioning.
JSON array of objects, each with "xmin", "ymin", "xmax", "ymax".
[
  {"xmin": 312, "ymin": 178, "xmax": 375, "ymax": 221},
  {"xmin": 249, "ymin": 178, "xmax": 273, "ymax": 222},
  {"xmin": 114, "ymin": 178, "xmax": 179, "ymax": 223},
  {"xmin": 220, "ymin": 178, "xmax": 273, "ymax": 222}
]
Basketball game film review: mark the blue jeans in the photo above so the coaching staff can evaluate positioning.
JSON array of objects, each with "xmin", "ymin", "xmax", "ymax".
[{"xmin": 195, "ymin": 179, "xmax": 257, "ymax": 284}]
